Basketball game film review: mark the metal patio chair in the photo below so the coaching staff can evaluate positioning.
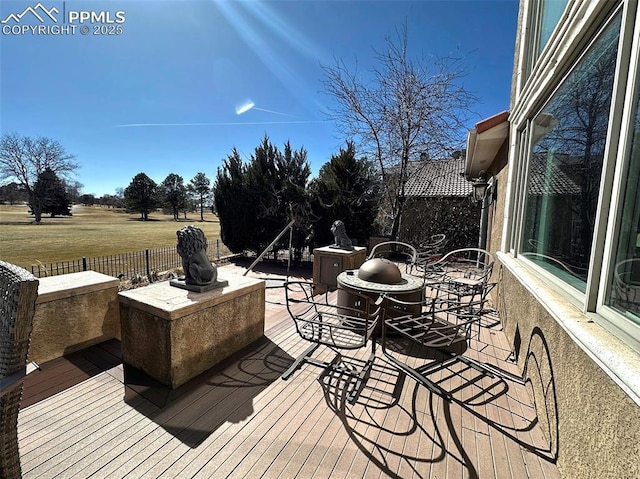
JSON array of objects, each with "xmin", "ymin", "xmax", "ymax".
[
  {"xmin": 418, "ymin": 248, "xmax": 493, "ymax": 294},
  {"xmin": 414, "ymin": 234, "xmax": 448, "ymax": 267},
  {"xmin": 367, "ymin": 241, "xmax": 418, "ymax": 273},
  {"xmin": 417, "ymin": 248, "xmax": 496, "ymax": 333},
  {"xmin": 381, "ymin": 291, "xmax": 523, "ymax": 399},
  {"xmin": 282, "ymin": 281, "xmax": 382, "ymax": 403},
  {"xmin": 1, "ymin": 261, "xmax": 39, "ymax": 479}
]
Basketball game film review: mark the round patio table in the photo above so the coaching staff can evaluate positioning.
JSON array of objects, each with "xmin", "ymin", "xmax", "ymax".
[{"xmin": 336, "ymin": 269, "xmax": 424, "ymax": 321}]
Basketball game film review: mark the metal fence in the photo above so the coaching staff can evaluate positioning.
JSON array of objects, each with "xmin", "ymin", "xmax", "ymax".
[{"xmin": 28, "ymin": 240, "xmax": 236, "ymax": 279}]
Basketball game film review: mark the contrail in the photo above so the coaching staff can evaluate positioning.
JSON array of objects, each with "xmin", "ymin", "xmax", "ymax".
[
  {"xmin": 252, "ymin": 107, "xmax": 297, "ymax": 118},
  {"xmin": 115, "ymin": 120, "xmax": 325, "ymax": 128},
  {"xmin": 235, "ymin": 99, "xmax": 296, "ymax": 117}
]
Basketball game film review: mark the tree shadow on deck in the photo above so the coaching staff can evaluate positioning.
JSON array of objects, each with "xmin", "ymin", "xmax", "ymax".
[{"xmin": 122, "ymin": 336, "xmax": 294, "ymax": 448}]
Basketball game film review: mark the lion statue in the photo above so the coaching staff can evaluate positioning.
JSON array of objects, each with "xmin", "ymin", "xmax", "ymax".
[
  {"xmin": 176, "ymin": 225, "xmax": 217, "ymax": 285},
  {"xmin": 330, "ymin": 220, "xmax": 354, "ymax": 251}
]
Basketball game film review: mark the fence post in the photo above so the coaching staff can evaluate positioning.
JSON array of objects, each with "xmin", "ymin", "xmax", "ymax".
[
  {"xmin": 216, "ymin": 239, "xmax": 220, "ymax": 260},
  {"xmin": 82, "ymin": 257, "xmax": 87, "ymax": 271},
  {"xmin": 145, "ymin": 249, "xmax": 151, "ymax": 281}
]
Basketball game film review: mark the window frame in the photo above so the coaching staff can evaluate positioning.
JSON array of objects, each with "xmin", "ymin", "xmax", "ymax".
[
  {"xmin": 521, "ymin": 0, "xmax": 571, "ymax": 86},
  {"xmin": 595, "ymin": 2, "xmax": 640, "ymax": 350},
  {"xmin": 508, "ymin": 0, "xmax": 640, "ymax": 352}
]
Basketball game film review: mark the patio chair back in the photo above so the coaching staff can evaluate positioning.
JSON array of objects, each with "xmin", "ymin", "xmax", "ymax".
[
  {"xmin": 284, "ymin": 281, "xmax": 380, "ymax": 351},
  {"xmin": 418, "ymin": 247, "xmax": 494, "ymax": 284},
  {"xmin": 613, "ymin": 258, "xmax": 640, "ymax": 313},
  {"xmin": 367, "ymin": 241, "xmax": 418, "ymax": 273},
  {"xmin": 417, "ymin": 233, "xmax": 448, "ymax": 256},
  {"xmin": 0, "ymin": 261, "xmax": 39, "ymax": 479},
  {"xmin": 282, "ymin": 281, "xmax": 382, "ymax": 403}
]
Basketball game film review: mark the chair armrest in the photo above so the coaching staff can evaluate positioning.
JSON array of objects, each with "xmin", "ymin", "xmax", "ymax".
[
  {"xmin": 0, "ymin": 367, "xmax": 27, "ymax": 398},
  {"xmin": 0, "ymin": 362, "xmax": 40, "ymax": 399}
]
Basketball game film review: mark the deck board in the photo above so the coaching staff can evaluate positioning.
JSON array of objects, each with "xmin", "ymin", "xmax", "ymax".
[{"xmin": 17, "ymin": 265, "xmax": 560, "ymax": 479}]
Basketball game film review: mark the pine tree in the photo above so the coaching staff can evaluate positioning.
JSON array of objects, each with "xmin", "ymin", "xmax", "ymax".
[
  {"xmin": 309, "ymin": 141, "xmax": 380, "ymax": 247},
  {"xmin": 34, "ymin": 168, "xmax": 72, "ymax": 218},
  {"xmin": 124, "ymin": 173, "xmax": 159, "ymax": 221},
  {"xmin": 189, "ymin": 172, "xmax": 211, "ymax": 222}
]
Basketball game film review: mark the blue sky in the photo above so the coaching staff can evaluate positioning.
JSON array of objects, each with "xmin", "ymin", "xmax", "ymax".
[{"xmin": 1, "ymin": 0, "xmax": 519, "ymax": 197}]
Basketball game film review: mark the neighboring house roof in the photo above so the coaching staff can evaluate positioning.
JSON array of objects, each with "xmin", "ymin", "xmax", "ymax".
[
  {"xmin": 404, "ymin": 157, "xmax": 472, "ymax": 197},
  {"xmin": 528, "ymin": 155, "xmax": 581, "ymax": 196}
]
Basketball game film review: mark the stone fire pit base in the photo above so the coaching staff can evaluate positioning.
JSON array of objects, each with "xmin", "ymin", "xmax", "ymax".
[{"xmin": 118, "ymin": 274, "xmax": 265, "ymax": 389}]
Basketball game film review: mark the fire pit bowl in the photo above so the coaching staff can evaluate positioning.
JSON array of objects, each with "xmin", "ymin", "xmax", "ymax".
[{"xmin": 357, "ymin": 258, "xmax": 403, "ymax": 285}]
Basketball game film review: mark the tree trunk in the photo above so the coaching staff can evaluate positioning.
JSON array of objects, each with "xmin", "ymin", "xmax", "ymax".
[
  {"xmin": 29, "ymin": 194, "xmax": 43, "ymax": 224},
  {"xmin": 389, "ymin": 195, "xmax": 406, "ymax": 240}
]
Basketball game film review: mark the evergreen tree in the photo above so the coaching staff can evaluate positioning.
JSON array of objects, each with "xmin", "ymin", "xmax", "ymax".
[
  {"xmin": 245, "ymin": 136, "xmax": 283, "ymax": 253},
  {"xmin": 34, "ymin": 167, "xmax": 72, "ymax": 217},
  {"xmin": 189, "ymin": 172, "xmax": 211, "ymax": 221},
  {"xmin": 214, "ymin": 136, "xmax": 311, "ymax": 256},
  {"xmin": 161, "ymin": 173, "xmax": 187, "ymax": 221},
  {"xmin": 309, "ymin": 141, "xmax": 380, "ymax": 247},
  {"xmin": 124, "ymin": 173, "xmax": 159, "ymax": 221},
  {"xmin": 214, "ymin": 149, "xmax": 250, "ymax": 253},
  {"xmin": 277, "ymin": 141, "xmax": 312, "ymax": 260}
]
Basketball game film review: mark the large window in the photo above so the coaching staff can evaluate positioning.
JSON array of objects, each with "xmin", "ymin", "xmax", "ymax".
[
  {"xmin": 520, "ymin": 11, "xmax": 622, "ymax": 292},
  {"xmin": 510, "ymin": 1, "xmax": 640, "ymax": 350},
  {"xmin": 607, "ymin": 82, "xmax": 640, "ymax": 325},
  {"xmin": 538, "ymin": 0, "xmax": 569, "ymax": 54}
]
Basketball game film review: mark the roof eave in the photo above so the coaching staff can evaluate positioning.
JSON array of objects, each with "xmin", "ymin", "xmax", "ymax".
[{"xmin": 465, "ymin": 111, "xmax": 509, "ymax": 178}]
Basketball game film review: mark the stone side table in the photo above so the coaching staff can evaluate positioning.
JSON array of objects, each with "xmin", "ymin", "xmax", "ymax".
[{"xmin": 118, "ymin": 274, "xmax": 265, "ymax": 389}]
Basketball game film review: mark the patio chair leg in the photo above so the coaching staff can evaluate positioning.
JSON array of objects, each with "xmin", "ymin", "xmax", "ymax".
[
  {"xmin": 458, "ymin": 356, "xmax": 526, "ymax": 385},
  {"xmin": 281, "ymin": 343, "xmax": 320, "ymax": 380},
  {"xmin": 345, "ymin": 352, "xmax": 375, "ymax": 404},
  {"xmin": 383, "ymin": 353, "xmax": 451, "ymax": 399}
]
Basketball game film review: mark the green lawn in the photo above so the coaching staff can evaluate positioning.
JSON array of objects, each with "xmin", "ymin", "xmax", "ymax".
[{"xmin": 0, "ymin": 204, "xmax": 223, "ymax": 269}]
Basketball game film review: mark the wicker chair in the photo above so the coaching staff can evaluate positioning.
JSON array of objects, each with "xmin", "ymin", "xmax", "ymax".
[{"xmin": 0, "ymin": 261, "xmax": 39, "ymax": 479}]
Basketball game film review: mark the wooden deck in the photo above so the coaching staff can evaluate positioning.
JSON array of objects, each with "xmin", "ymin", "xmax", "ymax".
[{"xmin": 17, "ymin": 263, "xmax": 561, "ymax": 478}]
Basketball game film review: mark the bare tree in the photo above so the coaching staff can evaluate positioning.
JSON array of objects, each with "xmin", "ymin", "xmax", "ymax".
[
  {"xmin": 0, "ymin": 133, "xmax": 78, "ymax": 223},
  {"xmin": 323, "ymin": 25, "xmax": 476, "ymax": 238}
]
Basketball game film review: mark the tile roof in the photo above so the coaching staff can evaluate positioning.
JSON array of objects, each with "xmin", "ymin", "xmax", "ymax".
[
  {"xmin": 404, "ymin": 157, "xmax": 472, "ymax": 197},
  {"xmin": 528, "ymin": 155, "xmax": 581, "ymax": 196}
]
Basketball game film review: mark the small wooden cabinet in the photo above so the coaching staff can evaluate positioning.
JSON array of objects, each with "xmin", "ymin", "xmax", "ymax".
[{"xmin": 312, "ymin": 246, "xmax": 367, "ymax": 294}]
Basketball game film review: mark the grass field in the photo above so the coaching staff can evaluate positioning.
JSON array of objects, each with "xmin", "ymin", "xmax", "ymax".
[{"xmin": 0, "ymin": 204, "xmax": 223, "ymax": 269}]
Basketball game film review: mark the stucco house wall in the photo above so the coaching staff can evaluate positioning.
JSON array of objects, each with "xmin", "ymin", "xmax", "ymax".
[{"xmin": 477, "ymin": 2, "xmax": 640, "ymax": 477}]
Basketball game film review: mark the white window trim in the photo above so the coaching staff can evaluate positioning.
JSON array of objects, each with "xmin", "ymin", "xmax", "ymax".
[
  {"xmin": 585, "ymin": 0, "xmax": 635, "ymax": 311},
  {"xmin": 512, "ymin": 0, "xmax": 614, "ymax": 123},
  {"xmin": 596, "ymin": 0, "xmax": 640, "ymax": 349}
]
